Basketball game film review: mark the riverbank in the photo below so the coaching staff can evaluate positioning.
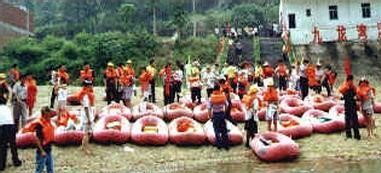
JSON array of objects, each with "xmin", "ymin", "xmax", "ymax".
[{"xmin": 4, "ymin": 86, "xmax": 381, "ymax": 173}]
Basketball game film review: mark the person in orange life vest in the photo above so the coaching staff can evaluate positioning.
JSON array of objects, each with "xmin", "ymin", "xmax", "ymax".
[
  {"xmin": 263, "ymin": 79, "xmax": 280, "ymax": 131},
  {"xmin": 57, "ymin": 65, "xmax": 70, "ymax": 85},
  {"xmin": 139, "ymin": 67, "xmax": 153, "ymax": 102},
  {"xmin": 78, "ymin": 81, "xmax": 95, "ymax": 155},
  {"xmin": 321, "ymin": 65, "xmax": 333, "ymax": 96},
  {"xmin": 275, "ymin": 59, "xmax": 289, "ymax": 91},
  {"xmin": 25, "ymin": 74, "xmax": 38, "ymax": 117},
  {"xmin": 299, "ymin": 59, "xmax": 309, "ymax": 100},
  {"xmin": 338, "ymin": 75, "xmax": 360, "ymax": 140},
  {"xmin": 357, "ymin": 77, "xmax": 376, "ymax": 139},
  {"xmin": 146, "ymin": 59, "xmax": 157, "ymax": 103},
  {"xmin": 56, "ymin": 109, "xmax": 79, "ymax": 131},
  {"xmin": 305, "ymin": 62, "xmax": 319, "ymax": 93},
  {"xmin": 208, "ymin": 83, "xmax": 230, "ymax": 150},
  {"xmin": 8, "ymin": 64, "xmax": 20, "ymax": 88},
  {"xmin": 119, "ymin": 60, "xmax": 135, "ymax": 108},
  {"xmin": 0, "ymin": 73, "xmax": 22, "ymax": 171},
  {"xmin": 103, "ymin": 62, "xmax": 118, "ymax": 105},
  {"xmin": 237, "ymin": 71, "xmax": 249, "ymax": 100},
  {"xmin": 80, "ymin": 62, "xmax": 95, "ymax": 85},
  {"xmin": 160, "ymin": 62, "xmax": 174, "ymax": 105},
  {"xmin": 22, "ymin": 106, "xmax": 56, "ymax": 173},
  {"xmin": 218, "ymin": 77, "xmax": 236, "ymax": 125},
  {"xmin": 262, "ymin": 61, "xmax": 274, "ymax": 79},
  {"xmin": 243, "ymin": 85, "xmax": 260, "ymax": 148}
]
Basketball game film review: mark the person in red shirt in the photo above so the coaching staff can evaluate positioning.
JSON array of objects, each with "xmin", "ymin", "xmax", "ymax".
[
  {"xmin": 56, "ymin": 110, "xmax": 78, "ymax": 129},
  {"xmin": 118, "ymin": 60, "xmax": 135, "ymax": 108},
  {"xmin": 104, "ymin": 63, "xmax": 118, "ymax": 105},
  {"xmin": 80, "ymin": 62, "xmax": 95, "ymax": 84},
  {"xmin": 263, "ymin": 80, "xmax": 279, "ymax": 131},
  {"xmin": 57, "ymin": 65, "xmax": 70, "ymax": 85},
  {"xmin": 262, "ymin": 62, "xmax": 274, "ymax": 79},
  {"xmin": 275, "ymin": 59, "xmax": 289, "ymax": 91},
  {"xmin": 357, "ymin": 77, "xmax": 376, "ymax": 139},
  {"xmin": 159, "ymin": 63, "xmax": 173, "ymax": 105},
  {"xmin": 23, "ymin": 106, "xmax": 56, "ymax": 173},
  {"xmin": 25, "ymin": 75, "xmax": 38, "ymax": 117}
]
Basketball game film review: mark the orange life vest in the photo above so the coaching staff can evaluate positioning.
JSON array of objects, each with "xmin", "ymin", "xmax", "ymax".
[
  {"xmin": 57, "ymin": 110, "xmax": 77, "ymax": 127},
  {"xmin": 78, "ymin": 87, "xmax": 95, "ymax": 106},
  {"xmin": 262, "ymin": 66, "xmax": 274, "ymax": 78},
  {"xmin": 26, "ymin": 78, "xmax": 37, "ymax": 109},
  {"xmin": 357, "ymin": 84, "xmax": 375, "ymax": 101},
  {"xmin": 104, "ymin": 68, "xmax": 118, "ymax": 80},
  {"xmin": 80, "ymin": 69, "xmax": 94, "ymax": 82},
  {"xmin": 210, "ymin": 91, "xmax": 227, "ymax": 105},
  {"xmin": 57, "ymin": 70, "xmax": 69, "ymax": 84},
  {"xmin": 242, "ymin": 94, "xmax": 261, "ymax": 109},
  {"xmin": 263, "ymin": 87, "xmax": 279, "ymax": 102},
  {"xmin": 338, "ymin": 81, "xmax": 356, "ymax": 95},
  {"xmin": 139, "ymin": 71, "xmax": 152, "ymax": 90},
  {"xmin": 305, "ymin": 65, "xmax": 318, "ymax": 87},
  {"xmin": 23, "ymin": 117, "xmax": 55, "ymax": 146},
  {"xmin": 277, "ymin": 64, "xmax": 288, "ymax": 77}
]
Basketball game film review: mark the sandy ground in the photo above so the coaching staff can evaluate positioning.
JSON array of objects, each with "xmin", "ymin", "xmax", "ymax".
[{"xmin": 3, "ymin": 86, "xmax": 381, "ymax": 173}]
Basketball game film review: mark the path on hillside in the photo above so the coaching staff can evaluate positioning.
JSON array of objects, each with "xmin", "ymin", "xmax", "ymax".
[{"xmin": 259, "ymin": 37, "xmax": 283, "ymax": 66}]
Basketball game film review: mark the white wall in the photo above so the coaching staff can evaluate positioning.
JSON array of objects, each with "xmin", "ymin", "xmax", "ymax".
[{"xmin": 280, "ymin": 0, "xmax": 381, "ymax": 45}]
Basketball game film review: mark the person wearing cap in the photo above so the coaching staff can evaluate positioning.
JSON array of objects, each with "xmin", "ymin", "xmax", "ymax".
[
  {"xmin": 159, "ymin": 62, "xmax": 174, "ymax": 105},
  {"xmin": 80, "ymin": 62, "xmax": 95, "ymax": 85},
  {"xmin": 104, "ymin": 62, "xmax": 118, "ymax": 105},
  {"xmin": 146, "ymin": 59, "xmax": 157, "ymax": 103},
  {"xmin": 22, "ymin": 106, "xmax": 56, "ymax": 173},
  {"xmin": 263, "ymin": 79, "xmax": 279, "ymax": 131},
  {"xmin": 7, "ymin": 64, "xmax": 20, "ymax": 88},
  {"xmin": 299, "ymin": 59, "xmax": 309, "ymax": 100},
  {"xmin": 208, "ymin": 83, "xmax": 230, "ymax": 150},
  {"xmin": 78, "ymin": 81, "xmax": 95, "ymax": 155},
  {"xmin": 243, "ymin": 85, "xmax": 260, "ymax": 148},
  {"xmin": 119, "ymin": 60, "xmax": 135, "ymax": 108},
  {"xmin": 275, "ymin": 59, "xmax": 289, "ymax": 92},
  {"xmin": 0, "ymin": 73, "xmax": 22, "ymax": 171},
  {"xmin": 12, "ymin": 75, "xmax": 28, "ymax": 130},
  {"xmin": 202, "ymin": 66, "xmax": 216, "ymax": 98},
  {"xmin": 357, "ymin": 77, "xmax": 376, "ymax": 139},
  {"xmin": 338, "ymin": 75, "xmax": 361, "ymax": 140}
]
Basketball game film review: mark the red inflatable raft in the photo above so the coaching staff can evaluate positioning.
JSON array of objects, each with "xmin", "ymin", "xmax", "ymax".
[
  {"xmin": 163, "ymin": 103, "xmax": 193, "ymax": 121},
  {"xmin": 250, "ymin": 132, "xmax": 300, "ymax": 162},
  {"xmin": 374, "ymin": 102, "xmax": 381, "ymax": 113},
  {"xmin": 179, "ymin": 95, "xmax": 207, "ymax": 109},
  {"xmin": 280, "ymin": 98, "xmax": 312, "ymax": 117},
  {"xmin": 328, "ymin": 105, "xmax": 367, "ymax": 128},
  {"xmin": 193, "ymin": 103, "xmax": 210, "ymax": 123},
  {"xmin": 258, "ymin": 108, "xmax": 267, "ymax": 121},
  {"xmin": 131, "ymin": 116, "xmax": 169, "ymax": 145},
  {"xmin": 230, "ymin": 99, "xmax": 247, "ymax": 122},
  {"xmin": 16, "ymin": 131, "xmax": 37, "ymax": 148},
  {"xmin": 132, "ymin": 102, "xmax": 164, "ymax": 120},
  {"xmin": 168, "ymin": 117, "xmax": 206, "ymax": 145},
  {"xmin": 99, "ymin": 102, "xmax": 132, "ymax": 120},
  {"xmin": 307, "ymin": 95, "xmax": 336, "ymax": 112},
  {"xmin": 92, "ymin": 114, "xmax": 131, "ymax": 144},
  {"xmin": 204, "ymin": 120, "xmax": 243, "ymax": 146},
  {"xmin": 302, "ymin": 109, "xmax": 345, "ymax": 133},
  {"xmin": 277, "ymin": 114, "xmax": 313, "ymax": 139},
  {"xmin": 67, "ymin": 92, "xmax": 81, "ymax": 106},
  {"xmin": 54, "ymin": 110, "xmax": 84, "ymax": 146}
]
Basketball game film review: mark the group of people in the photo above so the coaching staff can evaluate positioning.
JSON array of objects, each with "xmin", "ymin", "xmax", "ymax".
[{"xmin": 0, "ymin": 56, "xmax": 378, "ymax": 172}]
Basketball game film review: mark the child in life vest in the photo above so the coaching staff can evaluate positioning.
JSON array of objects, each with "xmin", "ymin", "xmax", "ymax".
[{"xmin": 243, "ymin": 85, "xmax": 261, "ymax": 148}]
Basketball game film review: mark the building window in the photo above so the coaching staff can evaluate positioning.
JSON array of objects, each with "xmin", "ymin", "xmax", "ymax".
[
  {"xmin": 288, "ymin": 14, "xmax": 296, "ymax": 29},
  {"xmin": 329, "ymin": 5, "xmax": 338, "ymax": 20},
  {"xmin": 306, "ymin": 9, "xmax": 311, "ymax": 17},
  {"xmin": 362, "ymin": 3, "xmax": 371, "ymax": 18}
]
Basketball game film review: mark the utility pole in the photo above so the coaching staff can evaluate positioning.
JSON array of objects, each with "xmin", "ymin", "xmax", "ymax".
[
  {"xmin": 152, "ymin": 0, "xmax": 157, "ymax": 36},
  {"xmin": 192, "ymin": 0, "xmax": 196, "ymax": 37}
]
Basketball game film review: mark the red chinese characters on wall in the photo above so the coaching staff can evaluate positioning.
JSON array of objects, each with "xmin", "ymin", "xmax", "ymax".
[
  {"xmin": 311, "ymin": 26, "xmax": 322, "ymax": 44},
  {"xmin": 336, "ymin": 25, "xmax": 347, "ymax": 42},
  {"xmin": 357, "ymin": 23, "xmax": 367, "ymax": 42}
]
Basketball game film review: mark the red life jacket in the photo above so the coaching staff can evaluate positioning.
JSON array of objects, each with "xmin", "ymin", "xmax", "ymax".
[
  {"xmin": 139, "ymin": 71, "xmax": 152, "ymax": 90},
  {"xmin": 23, "ymin": 117, "xmax": 55, "ymax": 146},
  {"xmin": 57, "ymin": 110, "xmax": 77, "ymax": 127},
  {"xmin": 57, "ymin": 70, "xmax": 69, "ymax": 84},
  {"xmin": 277, "ymin": 64, "xmax": 288, "ymax": 77},
  {"xmin": 210, "ymin": 91, "xmax": 227, "ymax": 105},
  {"xmin": 104, "ymin": 68, "xmax": 118, "ymax": 80},
  {"xmin": 78, "ymin": 87, "xmax": 95, "ymax": 106},
  {"xmin": 80, "ymin": 69, "xmax": 94, "ymax": 82},
  {"xmin": 262, "ymin": 66, "xmax": 274, "ymax": 78},
  {"xmin": 263, "ymin": 87, "xmax": 279, "ymax": 102}
]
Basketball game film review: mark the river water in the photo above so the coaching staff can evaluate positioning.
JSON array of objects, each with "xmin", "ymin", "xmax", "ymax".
[{"xmin": 179, "ymin": 159, "xmax": 381, "ymax": 173}]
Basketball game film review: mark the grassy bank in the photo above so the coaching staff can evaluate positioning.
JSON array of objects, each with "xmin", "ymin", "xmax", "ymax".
[{"xmin": 3, "ymin": 86, "xmax": 381, "ymax": 173}]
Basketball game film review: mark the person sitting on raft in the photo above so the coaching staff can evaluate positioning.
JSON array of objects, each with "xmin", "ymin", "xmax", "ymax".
[
  {"xmin": 56, "ymin": 109, "xmax": 79, "ymax": 131},
  {"xmin": 263, "ymin": 79, "xmax": 279, "ymax": 131},
  {"xmin": 208, "ymin": 83, "xmax": 230, "ymax": 150},
  {"xmin": 243, "ymin": 85, "xmax": 260, "ymax": 148}
]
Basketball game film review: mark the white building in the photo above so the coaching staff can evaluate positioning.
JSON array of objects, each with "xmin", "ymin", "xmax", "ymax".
[{"xmin": 279, "ymin": 0, "xmax": 381, "ymax": 45}]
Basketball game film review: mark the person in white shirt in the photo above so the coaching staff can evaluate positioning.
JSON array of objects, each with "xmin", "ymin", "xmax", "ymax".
[
  {"xmin": 0, "ymin": 74, "xmax": 22, "ymax": 170},
  {"xmin": 57, "ymin": 83, "xmax": 68, "ymax": 113},
  {"xmin": 173, "ymin": 66, "xmax": 183, "ymax": 102},
  {"xmin": 243, "ymin": 86, "xmax": 260, "ymax": 148},
  {"xmin": 202, "ymin": 67, "xmax": 216, "ymax": 98},
  {"xmin": 12, "ymin": 75, "xmax": 28, "ymax": 130}
]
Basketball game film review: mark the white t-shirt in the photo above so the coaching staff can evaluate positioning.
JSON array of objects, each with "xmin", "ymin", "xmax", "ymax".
[
  {"xmin": 0, "ymin": 105, "xmax": 14, "ymax": 125},
  {"xmin": 57, "ymin": 88, "xmax": 68, "ymax": 101}
]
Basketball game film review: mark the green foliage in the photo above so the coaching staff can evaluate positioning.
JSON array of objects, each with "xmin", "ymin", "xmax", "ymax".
[{"xmin": 174, "ymin": 35, "xmax": 218, "ymax": 64}]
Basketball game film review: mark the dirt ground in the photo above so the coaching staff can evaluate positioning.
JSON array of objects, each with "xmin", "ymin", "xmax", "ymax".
[{"xmin": 3, "ymin": 86, "xmax": 381, "ymax": 173}]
